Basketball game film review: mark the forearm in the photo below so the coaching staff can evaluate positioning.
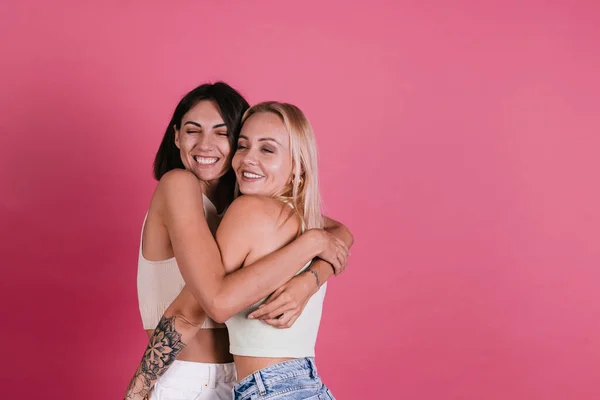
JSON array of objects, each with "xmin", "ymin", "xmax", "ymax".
[
  {"xmin": 123, "ymin": 315, "xmax": 199, "ymax": 400},
  {"xmin": 207, "ymin": 232, "xmax": 323, "ymax": 322},
  {"xmin": 306, "ymin": 259, "xmax": 334, "ymax": 288},
  {"xmin": 124, "ymin": 289, "xmax": 206, "ymax": 399},
  {"xmin": 173, "ymin": 231, "xmax": 322, "ymax": 323},
  {"xmin": 245, "ymin": 220, "xmax": 351, "ymax": 325},
  {"xmin": 310, "ymin": 217, "xmax": 354, "ymax": 283}
]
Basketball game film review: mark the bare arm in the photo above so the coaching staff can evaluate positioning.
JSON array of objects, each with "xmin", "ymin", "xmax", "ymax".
[
  {"xmin": 160, "ymin": 169, "xmax": 347, "ymax": 323},
  {"xmin": 248, "ymin": 216, "xmax": 354, "ymax": 325},
  {"xmin": 124, "ymin": 287, "xmax": 210, "ymax": 400}
]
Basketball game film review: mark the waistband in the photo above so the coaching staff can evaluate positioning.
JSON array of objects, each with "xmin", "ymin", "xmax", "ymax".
[
  {"xmin": 234, "ymin": 357, "xmax": 319, "ymax": 396},
  {"xmin": 157, "ymin": 360, "xmax": 236, "ymax": 389}
]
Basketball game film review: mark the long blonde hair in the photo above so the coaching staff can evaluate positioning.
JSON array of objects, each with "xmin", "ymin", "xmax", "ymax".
[{"xmin": 241, "ymin": 101, "xmax": 324, "ymax": 230}]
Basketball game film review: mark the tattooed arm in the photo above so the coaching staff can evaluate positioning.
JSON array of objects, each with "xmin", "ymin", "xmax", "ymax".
[
  {"xmin": 124, "ymin": 317, "xmax": 185, "ymax": 400},
  {"xmin": 124, "ymin": 287, "xmax": 205, "ymax": 400}
]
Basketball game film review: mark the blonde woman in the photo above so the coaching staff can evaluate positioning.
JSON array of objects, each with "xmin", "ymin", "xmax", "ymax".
[{"xmin": 226, "ymin": 102, "xmax": 345, "ymax": 399}]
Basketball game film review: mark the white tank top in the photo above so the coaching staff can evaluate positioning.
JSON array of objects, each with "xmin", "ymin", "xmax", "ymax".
[
  {"xmin": 225, "ymin": 200, "xmax": 327, "ymax": 358},
  {"xmin": 137, "ymin": 193, "xmax": 226, "ymax": 330}
]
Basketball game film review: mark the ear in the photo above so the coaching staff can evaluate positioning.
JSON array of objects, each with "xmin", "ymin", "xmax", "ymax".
[
  {"xmin": 174, "ymin": 124, "xmax": 181, "ymax": 149},
  {"xmin": 291, "ymin": 168, "xmax": 306, "ymax": 183}
]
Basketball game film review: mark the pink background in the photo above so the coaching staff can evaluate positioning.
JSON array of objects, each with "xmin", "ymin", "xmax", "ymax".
[{"xmin": 2, "ymin": 1, "xmax": 599, "ymax": 399}]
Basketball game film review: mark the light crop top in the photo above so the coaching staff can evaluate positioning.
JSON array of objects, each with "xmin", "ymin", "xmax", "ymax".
[
  {"xmin": 137, "ymin": 194, "xmax": 226, "ymax": 330},
  {"xmin": 225, "ymin": 200, "xmax": 327, "ymax": 358}
]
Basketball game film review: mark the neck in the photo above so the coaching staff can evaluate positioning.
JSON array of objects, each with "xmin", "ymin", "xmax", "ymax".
[{"xmin": 199, "ymin": 178, "xmax": 231, "ymax": 213}]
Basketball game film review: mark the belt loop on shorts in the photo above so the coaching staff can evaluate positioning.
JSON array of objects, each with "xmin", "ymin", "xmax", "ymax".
[
  {"xmin": 207, "ymin": 364, "xmax": 217, "ymax": 389},
  {"xmin": 253, "ymin": 371, "xmax": 267, "ymax": 395}
]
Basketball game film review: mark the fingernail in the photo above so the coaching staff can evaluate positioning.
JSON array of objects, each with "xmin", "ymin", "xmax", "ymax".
[{"xmin": 248, "ymin": 315, "xmax": 254, "ymax": 319}]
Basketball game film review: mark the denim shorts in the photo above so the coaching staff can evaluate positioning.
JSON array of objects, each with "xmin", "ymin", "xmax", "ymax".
[{"xmin": 232, "ymin": 358, "xmax": 335, "ymax": 400}]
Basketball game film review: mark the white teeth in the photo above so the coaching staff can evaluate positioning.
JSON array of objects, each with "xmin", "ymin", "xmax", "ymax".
[
  {"xmin": 243, "ymin": 172, "xmax": 263, "ymax": 179},
  {"xmin": 194, "ymin": 156, "xmax": 218, "ymax": 165}
]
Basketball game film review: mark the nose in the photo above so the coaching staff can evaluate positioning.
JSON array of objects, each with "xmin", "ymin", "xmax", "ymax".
[
  {"xmin": 240, "ymin": 149, "xmax": 258, "ymax": 166},
  {"xmin": 196, "ymin": 132, "xmax": 214, "ymax": 152}
]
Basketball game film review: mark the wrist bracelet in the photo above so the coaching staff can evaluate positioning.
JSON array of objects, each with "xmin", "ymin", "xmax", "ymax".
[{"xmin": 307, "ymin": 268, "xmax": 320, "ymax": 288}]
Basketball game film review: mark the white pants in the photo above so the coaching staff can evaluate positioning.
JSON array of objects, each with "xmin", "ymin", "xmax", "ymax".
[{"xmin": 150, "ymin": 360, "xmax": 236, "ymax": 400}]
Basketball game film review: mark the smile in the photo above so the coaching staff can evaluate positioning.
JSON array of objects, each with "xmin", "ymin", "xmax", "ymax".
[
  {"xmin": 242, "ymin": 171, "xmax": 264, "ymax": 180},
  {"xmin": 194, "ymin": 156, "xmax": 218, "ymax": 165}
]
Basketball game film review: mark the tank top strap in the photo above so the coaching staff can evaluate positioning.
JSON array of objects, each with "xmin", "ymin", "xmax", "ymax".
[
  {"xmin": 139, "ymin": 212, "xmax": 149, "ymax": 257},
  {"xmin": 277, "ymin": 197, "xmax": 306, "ymax": 233}
]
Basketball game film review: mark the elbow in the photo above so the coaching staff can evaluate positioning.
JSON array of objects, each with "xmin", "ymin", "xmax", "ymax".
[
  {"xmin": 344, "ymin": 227, "xmax": 355, "ymax": 248},
  {"xmin": 326, "ymin": 217, "xmax": 354, "ymax": 248},
  {"xmin": 203, "ymin": 297, "xmax": 235, "ymax": 324},
  {"xmin": 207, "ymin": 310, "xmax": 228, "ymax": 325},
  {"xmin": 211, "ymin": 315, "xmax": 228, "ymax": 325}
]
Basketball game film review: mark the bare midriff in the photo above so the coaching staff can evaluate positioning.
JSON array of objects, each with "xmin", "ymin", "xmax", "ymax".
[{"xmin": 145, "ymin": 328, "xmax": 233, "ymax": 364}]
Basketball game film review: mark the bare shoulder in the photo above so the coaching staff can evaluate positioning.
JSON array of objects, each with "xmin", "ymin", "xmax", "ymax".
[
  {"xmin": 222, "ymin": 195, "xmax": 300, "ymax": 234},
  {"xmin": 156, "ymin": 169, "xmax": 200, "ymax": 194},
  {"xmin": 154, "ymin": 169, "xmax": 205, "ymax": 219},
  {"xmin": 217, "ymin": 195, "xmax": 301, "ymax": 268}
]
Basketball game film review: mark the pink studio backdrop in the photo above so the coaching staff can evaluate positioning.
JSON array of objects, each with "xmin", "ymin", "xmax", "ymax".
[{"xmin": 1, "ymin": 1, "xmax": 599, "ymax": 399}]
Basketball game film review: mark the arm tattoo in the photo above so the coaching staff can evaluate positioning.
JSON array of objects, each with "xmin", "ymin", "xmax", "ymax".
[{"xmin": 124, "ymin": 316, "xmax": 186, "ymax": 399}]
